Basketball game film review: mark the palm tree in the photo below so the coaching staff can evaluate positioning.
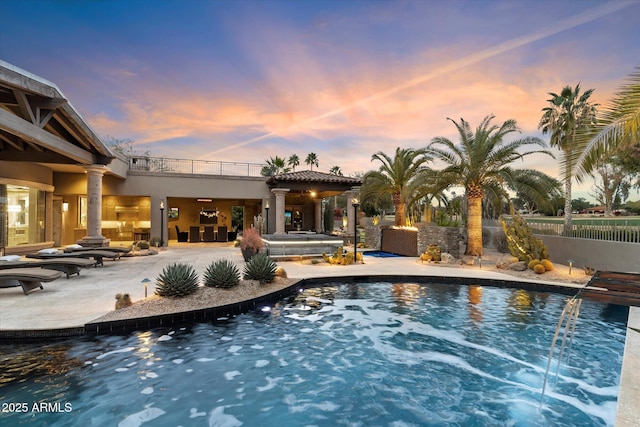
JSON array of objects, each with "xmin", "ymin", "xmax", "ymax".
[
  {"xmin": 305, "ymin": 152, "xmax": 319, "ymax": 170},
  {"xmin": 538, "ymin": 83, "xmax": 598, "ymax": 234},
  {"xmin": 329, "ymin": 166, "xmax": 343, "ymax": 176},
  {"xmin": 427, "ymin": 115, "xmax": 554, "ymax": 256},
  {"xmin": 574, "ymin": 67, "xmax": 640, "ymax": 179},
  {"xmin": 288, "ymin": 154, "xmax": 300, "ymax": 172},
  {"xmin": 361, "ymin": 147, "xmax": 433, "ymax": 226},
  {"xmin": 260, "ymin": 156, "xmax": 290, "ymax": 176}
]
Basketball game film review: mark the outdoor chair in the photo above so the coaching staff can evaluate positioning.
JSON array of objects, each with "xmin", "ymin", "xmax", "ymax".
[
  {"xmin": 175, "ymin": 226, "xmax": 189, "ymax": 242},
  {"xmin": 203, "ymin": 226, "xmax": 215, "ymax": 242},
  {"xmin": 216, "ymin": 226, "xmax": 228, "ymax": 242}
]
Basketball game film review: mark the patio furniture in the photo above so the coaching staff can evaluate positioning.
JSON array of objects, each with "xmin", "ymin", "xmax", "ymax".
[
  {"xmin": 216, "ymin": 226, "xmax": 228, "ymax": 242},
  {"xmin": 0, "ymin": 267, "xmax": 64, "ymax": 295},
  {"xmin": 64, "ymin": 245, "xmax": 131, "ymax": 255},
  {"xmin": 203, "ymin": 226, "xmax": 215, "ymax": 242},
  {"xmin": 175, "ymin": 226, "xmax": 189, "ymax": 242},
  {"xmin": 189, "ymin": 226, "xmax": 201, "ymax": 243},
  {"xmin": 0, "ymin": 257, "xmax": 95, "ymax": 278},
  {"xmin": 26, "ymin": 250, "xmax": 120, "ymax": 266}
]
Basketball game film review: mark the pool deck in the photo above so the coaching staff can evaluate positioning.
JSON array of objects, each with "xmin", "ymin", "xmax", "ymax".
[{"xmin": 0, "ymin": 243, "xmax": 638, "ymax": 426}]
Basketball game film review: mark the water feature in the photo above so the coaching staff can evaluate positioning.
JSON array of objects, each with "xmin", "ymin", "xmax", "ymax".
[{"xmin": 0, "ymin": 282, "xmax": 628, "ymax": 426}]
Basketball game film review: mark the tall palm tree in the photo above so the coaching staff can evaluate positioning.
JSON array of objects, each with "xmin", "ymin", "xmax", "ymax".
[
  {"xmin": 288, "ymin": 154, "xmax": 300, "ymax": 172},
  {"xmin": 427, "ymin": 115, "xmax": 554, "ymax": 256},
  {"xmin": 305, "ymin": 152, "xmax": 319, "ymax": 170},
  {"xmin": 538, "ymin": 83, "xmax": 598, "ymax": 234},
  {"xmin": 361, "ymin": 147, "xmax": 433, "ymax": 226},
  {"xmin": 329, "ymin": 165, "xmax": 343, "ymax": 176},
  {"xmin": 574, "ymin": 67, "xmax": 640, "ymax": 179},
  {"xmin": 260, "ymin": 156, "xmax": 290, "ymax": 176}
]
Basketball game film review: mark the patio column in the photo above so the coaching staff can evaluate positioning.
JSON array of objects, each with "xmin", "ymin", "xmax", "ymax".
[
  {"xmin": 314, "ymin": 198, "xmax": 322, "ymax": 233},
  {"xmin": 78, "ymin": 164, "xmax": 109, "ymax": 247},
  {"xmin": 272, "ymin": 188, "xmax": 290, "ymax": 234}
]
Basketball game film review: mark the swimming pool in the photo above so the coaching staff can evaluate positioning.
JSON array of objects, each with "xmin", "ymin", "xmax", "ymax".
[{"xmin": 0, "ymin": 281, "xmax": 628, "ymax": 426}]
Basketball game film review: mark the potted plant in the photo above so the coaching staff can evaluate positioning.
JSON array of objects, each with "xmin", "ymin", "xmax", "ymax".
[{"xmin": 240, "ymin": 227, "xmax": 264, "ymax": 261}]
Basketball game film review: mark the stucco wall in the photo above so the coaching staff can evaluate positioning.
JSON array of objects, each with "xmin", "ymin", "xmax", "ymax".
[{"xmin": 539, "ymin": 235, "xmax": 640, "ymax": 273}]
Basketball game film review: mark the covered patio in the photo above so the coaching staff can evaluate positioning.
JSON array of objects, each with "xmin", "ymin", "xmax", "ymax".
[{"xmin": 262, "ymin": 171, "xmax": 362, "ymax": 255}]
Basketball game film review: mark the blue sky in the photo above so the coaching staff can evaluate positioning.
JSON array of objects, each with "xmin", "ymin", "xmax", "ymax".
[{"xmin": 1, "ymin": 0, "xmax": 639, "ymax": 201}]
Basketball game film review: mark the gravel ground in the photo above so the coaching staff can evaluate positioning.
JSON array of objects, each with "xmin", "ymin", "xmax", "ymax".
[{"xmin": 92, "ymin": 278, "xmax": 298, "ymax": 323}]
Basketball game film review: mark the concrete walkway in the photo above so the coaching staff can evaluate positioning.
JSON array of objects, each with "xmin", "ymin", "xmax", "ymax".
[{"xmin": 0, "ymin": 243, "xmax": 637, "ymax": 425}]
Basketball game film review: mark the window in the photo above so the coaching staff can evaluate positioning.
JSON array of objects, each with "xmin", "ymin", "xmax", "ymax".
[{"xmin": 0, "ymin": 184, "xmax": 45, "ymax": 247}]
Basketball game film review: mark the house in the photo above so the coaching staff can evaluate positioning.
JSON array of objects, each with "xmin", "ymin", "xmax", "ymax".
[{"xmin": 0, "ymin": 61, "xmax": 361, "ymax": 255}]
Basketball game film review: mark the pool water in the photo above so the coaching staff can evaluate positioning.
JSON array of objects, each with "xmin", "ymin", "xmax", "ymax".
[{"xmin": 0, "ymin": 282, "xmax": 628, "ymax": 426}]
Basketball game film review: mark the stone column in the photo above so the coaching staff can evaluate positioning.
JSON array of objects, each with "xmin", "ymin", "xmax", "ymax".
[
  {"xmin": 314, "ymin": 199, "xmax": 322, "ymax": 233},
  {"xmin": 272, "ymin": 188, "xmax": 290, "ymax": 234},
  {"xmin": 79, "ymin": 165, "xmax": 109, "ymax": 247}
]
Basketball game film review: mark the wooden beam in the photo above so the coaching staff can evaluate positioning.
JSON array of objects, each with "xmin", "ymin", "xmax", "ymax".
[
  {"xmin": 0, "ymin": 130, "xmax": 24, "ymax": 150},
  {"xmin": 13, "ymin": 89, "xmax": 36, "ymax": 124},
  {"xmin": 0, "ymin": 108, "xmax": 95, "ymax": 164}
]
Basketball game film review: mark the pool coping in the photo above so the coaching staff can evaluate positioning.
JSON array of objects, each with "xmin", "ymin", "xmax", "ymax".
[{"xmin": 81, "ymin": 274, "xmax": 587, "ymax": 336}]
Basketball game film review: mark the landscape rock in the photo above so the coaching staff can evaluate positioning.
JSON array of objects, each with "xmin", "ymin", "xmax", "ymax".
[{"xmin": 509, "ymin": 261, "xmax": 528, "ymax": 271}]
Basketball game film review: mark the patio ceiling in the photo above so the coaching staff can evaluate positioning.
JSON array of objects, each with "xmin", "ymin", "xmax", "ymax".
[{"xmin": 0, "ymin": 61, "xmax": 115, "ymax": 173}]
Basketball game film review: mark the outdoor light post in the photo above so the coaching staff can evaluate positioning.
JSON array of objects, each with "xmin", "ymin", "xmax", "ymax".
[
  {"xmin": 265, "ymin": 199, "xmax": 270, "ymax": 234},
  {"xmin": 142, "ymin": 278, "xmax": 150, "ymax": 298},
  {"xmin": 159, "ymin": 201, "xmax": 165, "ymax": 247},
  {"xmin": 352, "ymin": 198, "xmax": 360, "ymax": 263}
]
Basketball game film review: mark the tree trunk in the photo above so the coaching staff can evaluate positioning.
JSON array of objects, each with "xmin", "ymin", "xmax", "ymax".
[
  {"xmin": 394, "ymin": 202, "xmax": 405, "ymax": 226},
  {"xmin": 466, "ymin": 195, "xmax": 483, "ymax": 256},
  {"xmin": 563, "ymin": 177, "xmax": 573, "ymax": 235}
]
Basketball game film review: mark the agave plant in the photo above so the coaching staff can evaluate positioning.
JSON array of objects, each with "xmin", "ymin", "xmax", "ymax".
[
  {"xmin": 155, "ymin": 262, "xmax": 199, "ymax": 297},
  {"xmin": 203, "ymin": 259, "xmax": 240, "ymax": 288},
  {"xmin": 243, "ymin": 253, "xmax": 277, "ymax": 284}
]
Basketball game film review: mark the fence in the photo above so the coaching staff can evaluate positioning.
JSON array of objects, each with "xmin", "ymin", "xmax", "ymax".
[
  {"xmin": 494, "ymin": 217, "xmax": 640, "ymax": 244},
  {"xmin": 129, "ymin": 156, "xmax": 265, "ymax": 177}
]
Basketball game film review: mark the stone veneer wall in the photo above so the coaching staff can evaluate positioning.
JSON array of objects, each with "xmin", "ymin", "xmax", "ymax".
[
  {"xmin": 364, "ymin": 223, "xmax": 461, "ymax": 259},
  {"xmin": 416, "ymin": 223, "xmax": 461, "ymax": 259},
  {"xmin": 364, "ymin": 224, "xmax": 381, "ymax": 249}
]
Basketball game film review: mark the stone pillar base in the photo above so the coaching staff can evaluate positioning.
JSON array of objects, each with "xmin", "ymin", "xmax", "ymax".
[{"xmin": 77, "ymin": 236, "xmax": 111, "ymax": 248}]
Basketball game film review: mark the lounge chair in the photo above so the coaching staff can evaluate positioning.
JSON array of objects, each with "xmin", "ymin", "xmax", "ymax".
[
  {"xmin": 0, "ymin": 257, "xmax": 95, "ymax": 278},
  {"xmin": 26, "ymin": 250, "xmax": 120, "ymax": 266},
  {"xmin": 63, "ymin": 245, "xmax": 131, "ymax": 255},
  {"xmin": 0, "ymin": 268, "xmax": 64, "ymax": 295}
]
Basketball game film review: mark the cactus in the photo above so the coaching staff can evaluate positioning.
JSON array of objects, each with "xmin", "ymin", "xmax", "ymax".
[
  {"xmin": 528, "ymin": 259, "xmax": 541, "ymax": 270},
  {"xmin": 155, "ymin": 263, "xmax": 199, "ymax": 297},
  {"xmin": 540, "ymin": 259, "xmax": 554, "ymax": 271},
  {"xmin": 243, "ymin": 253, "xmax": 277, "ymax": 284},
  {"xmin": 203, "ymin": 259, "xmax": 240, "ymax": 288},
  {"xmin": 500, "ymin": 209, "xmax": 549, "ymax": 262},
  {"xmin": 533, "ymin": 263, "xmax": 546, "ymax": 274}
]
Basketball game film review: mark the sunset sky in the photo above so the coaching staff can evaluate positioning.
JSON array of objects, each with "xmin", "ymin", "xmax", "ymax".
[{"xmin": 1, "ymin": 0, "xmax": 639, "ymax": 201}]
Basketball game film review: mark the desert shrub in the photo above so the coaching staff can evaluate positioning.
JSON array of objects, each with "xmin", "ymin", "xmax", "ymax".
[
  {"xmin": 540, "ymin": 259, "xmax": 554, "ymax": 271},
  {"xmin": 203, "ymin": 259, "xmax": 240, "ymax": 288},
  {"xmin": 533, "ymin": 263, "xmax": 546, "ymax": 274},
  {"xmin": 243, "ymin": 253, "xmax": 277, "ymax": 284},
  {"xmin": 136, "ymin": 240, "xmax": 150, "ymax": 250},
  {"xmin": 155, "ymin": 263, "xmax": 199, "ymax": 297}
]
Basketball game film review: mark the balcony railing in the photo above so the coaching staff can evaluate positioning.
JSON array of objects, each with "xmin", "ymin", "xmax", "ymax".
[{"xmin": 129, "ymin": 156, "xmax": 265, "ymax": 177}]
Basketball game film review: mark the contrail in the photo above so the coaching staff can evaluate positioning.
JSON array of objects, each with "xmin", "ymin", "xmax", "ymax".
[{"xmin": 201, "ymin": 0, "xmax": 638, "ymax": 159}]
